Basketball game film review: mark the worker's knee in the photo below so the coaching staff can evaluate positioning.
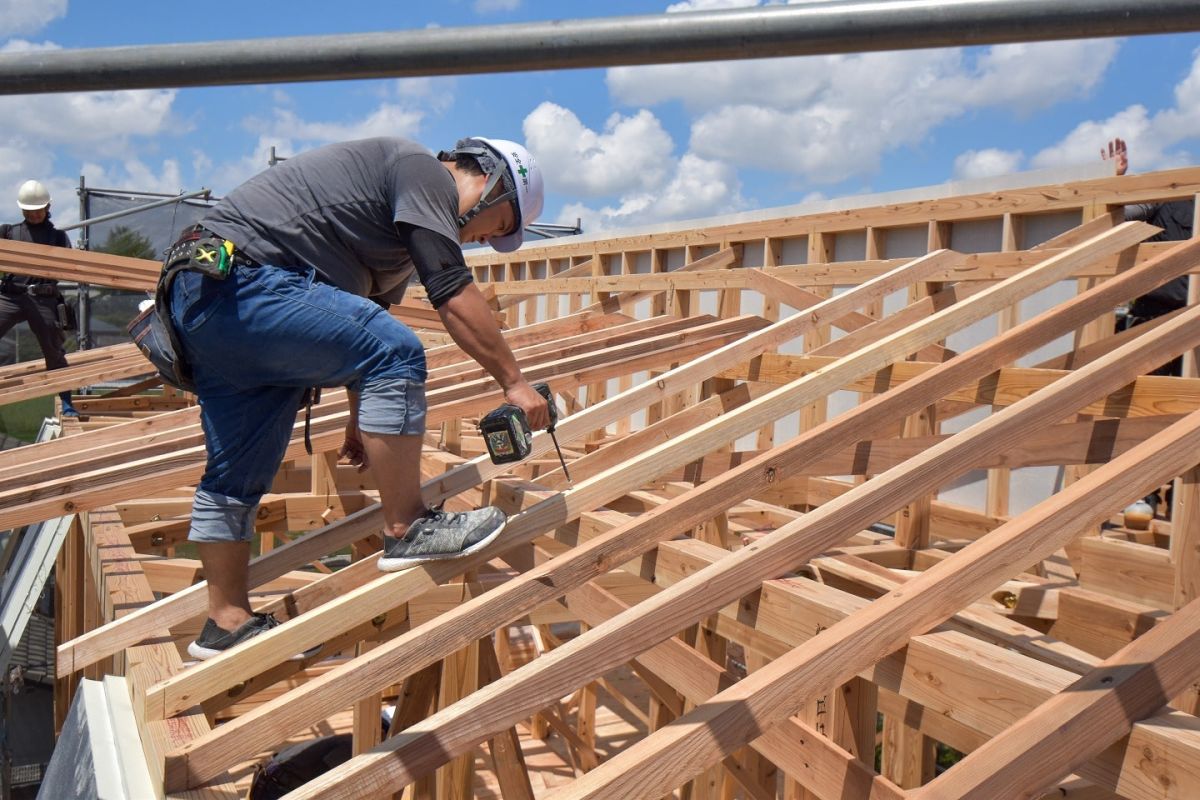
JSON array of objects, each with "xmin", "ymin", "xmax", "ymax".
[
  {"xmin": 187, "ymin": 489, "xmax": 259, "ymax": 543},
  {"xmin": 357, "ymin": 377, "xmax": 426, "ymax": 436}
]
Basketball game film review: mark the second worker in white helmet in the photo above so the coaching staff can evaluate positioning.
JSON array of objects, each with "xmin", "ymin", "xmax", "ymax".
[
  {"xmin": 158, "ymin": 136, "xmax": 549, "ymax": 660},
  {"xmin": 1, "ymin": 180, "xmax": 79, "ymax": 416}
]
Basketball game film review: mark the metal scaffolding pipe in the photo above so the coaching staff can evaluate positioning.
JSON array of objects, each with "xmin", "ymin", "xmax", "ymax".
[
  {"xmin": 60, "ymin": 188, "xmax": 212, "ymax": 232},
  {"xmin": 1, "ymin": 0, "xmax": 1197, "ymax": 95}
]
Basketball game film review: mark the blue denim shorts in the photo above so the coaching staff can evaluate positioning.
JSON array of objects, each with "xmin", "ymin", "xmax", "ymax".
[{"xmin": 171, "ymin": 264, "xmax": 427, "ymax": 542}]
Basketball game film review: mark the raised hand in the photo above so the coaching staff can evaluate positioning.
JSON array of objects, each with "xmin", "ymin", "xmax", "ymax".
[{"xmin": 1102, "ymin": 137, "xmax": 1128, "ymax": 176}]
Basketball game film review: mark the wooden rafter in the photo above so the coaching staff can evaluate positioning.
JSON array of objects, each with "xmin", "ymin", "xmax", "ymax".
[{"xmin": 37, "ymin": 169, "xmax": 1200, "ymax": 799}]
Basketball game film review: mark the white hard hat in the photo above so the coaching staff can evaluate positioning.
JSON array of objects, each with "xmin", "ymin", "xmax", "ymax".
[
  {"xmin": 17, "ymin": 180, "xmax": 50, "ymax": 211},
  {"xmin": 441, "ymin": 137, "xmax": 544, "ymax": 252},
  {"xmin": 475, "ymin": 137, "xmax": 543, "ymax": 252}
]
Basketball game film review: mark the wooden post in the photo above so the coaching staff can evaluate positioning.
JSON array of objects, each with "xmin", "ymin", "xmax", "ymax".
[
  {"xmin": 895, "ymin": 222, "xmax": 950, "ymax": 548},
  {"xmin": 1061, "ymin": 205, "xmax": 1123, "ymax": 500},
  {"xmin": 435, "ymin": 635, "xmax": 479, "ymax": 799},
  {"xmin": 1171, "ymin": 465, "xmax": 1200, "ymax": 713},
  {"xmin": 881, "ymin": 712, "xmax": 936, "ymax": 789},
  {"xmin": 756, "ymin": 237, "xmax": 783, "ymax": 454},
  {"xmin": 801, "ymin": 232, "xmax": 834, "ymax": 434},
  {"xmin": 53, "ymin": 517, "xmax": 85, "ymax": 732},
  {"xmin": 986, "ymin": 213, "xmax": 1022, "ymax": 520},
  {"xmin": 478, "ymin": 637, "xmax": 536, "ymax": 800}
]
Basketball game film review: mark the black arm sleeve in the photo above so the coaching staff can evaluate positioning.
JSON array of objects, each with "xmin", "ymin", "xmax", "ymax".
[
  {"xmin": 1124, "ymin": 203, "xmax": 1157, "ymax": 223},
  {"xmin": 395, "ymin": 222, "xmax": 474, "ymax": 309}
]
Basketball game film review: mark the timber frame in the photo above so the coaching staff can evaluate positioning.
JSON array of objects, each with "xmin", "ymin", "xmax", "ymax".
[{"xmin": 12, "ymin": 165, "xmax": 1200, "ymax": 798}]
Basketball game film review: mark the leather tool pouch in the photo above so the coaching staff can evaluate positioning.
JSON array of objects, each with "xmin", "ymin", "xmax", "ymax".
[
  {"xmin": 126, "ymin": 227, "xmax": 233, "ymax": 393},
  {"xmin": 57, "ymin": 298, "xmax": 78, "ymax": 331},
  {"xmin": 127, "ymin": 271, "xmax": 195, "ymax": 393},
  {"xmin": 164, "ymin": 227, "xmax": 233, "ymax": 281}
]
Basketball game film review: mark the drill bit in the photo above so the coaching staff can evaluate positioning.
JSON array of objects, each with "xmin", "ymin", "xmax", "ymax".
[{"xmin": 548, "ymin": 429, "xmax": 572, "ymax": 484}]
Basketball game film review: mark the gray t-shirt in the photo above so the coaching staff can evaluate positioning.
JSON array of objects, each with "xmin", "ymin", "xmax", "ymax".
[{"xmin": 202, "ymin": 137, "xmax": 461, "ymax": 304}]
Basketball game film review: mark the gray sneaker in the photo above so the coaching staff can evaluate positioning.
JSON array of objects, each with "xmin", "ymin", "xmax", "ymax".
[
  {"xmin": 187, "ymin": 612, "xmax": 321, "ymax": 662},
  {"xmin": 377, "ymin": 506, "xmax": 507, "ymax": 572}
]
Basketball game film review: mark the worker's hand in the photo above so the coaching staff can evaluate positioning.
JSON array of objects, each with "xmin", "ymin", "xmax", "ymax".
[
  {"xmin": 339, "ymin": 421, "xmax": 368, "ymax": 472},
  {"xmin": 505, "ymin": 381, "xmax": 550, "ymax": 431},
  {"xmin": 1102, "ymin": 138, "xmax": 1128, "ymax": 176}
]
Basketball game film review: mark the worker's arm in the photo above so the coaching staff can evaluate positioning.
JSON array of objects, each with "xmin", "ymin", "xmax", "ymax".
[
  {"xmin": 396, "ymin": 222, "xmax": 550, "ymax": 429},
  {"xmin": 437, "ymin": 283, "xmax": 549, "ymax": 430}
]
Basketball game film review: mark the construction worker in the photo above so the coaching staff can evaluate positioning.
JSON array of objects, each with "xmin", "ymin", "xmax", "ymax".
[
  {"xmin": 168, "ymin": 136, "xmax": 550, "ymax": 659},
  {"xmin": 1103, "ymin": 138, "xmax": 1193, "ymax": 345},
  {"xmin": 1104, "ymin": 138, "xmax": 1193, "ymax": 527},
  {"xmin": 0, "ymin": 180, "xmax": 78, "ymax": 417}
]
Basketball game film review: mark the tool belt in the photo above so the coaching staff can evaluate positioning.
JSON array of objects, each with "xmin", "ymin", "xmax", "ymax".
[
  {"xmin": 127, "ymin": 227, "xmax": 257, "ymax": 393},
  {"xmin": 0, "ymin": 278, "xmax": 58, "ymax": 297}
]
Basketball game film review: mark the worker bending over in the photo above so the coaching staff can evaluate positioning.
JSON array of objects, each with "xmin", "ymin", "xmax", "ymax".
[{"xmin": 162, "ymin": 137, "xmax": 549, "ymax": 659}]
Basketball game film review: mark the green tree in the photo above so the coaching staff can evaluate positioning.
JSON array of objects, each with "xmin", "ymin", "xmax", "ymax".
[{"xmin": 97, "ymin": 225, "xmax": 156, "ymax": 260}]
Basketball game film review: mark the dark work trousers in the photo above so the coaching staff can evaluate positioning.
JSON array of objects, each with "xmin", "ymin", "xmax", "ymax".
[{"xmin": 0, "ymin": 293, "xmax": 68, "ymax": 370}]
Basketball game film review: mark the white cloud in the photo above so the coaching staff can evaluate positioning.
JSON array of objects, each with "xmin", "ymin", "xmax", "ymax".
[
  {"xmin": 393, "ymin": 76, "xmax": 457, "ymax": 115},
  {"xmin": 558, "ymin": 153, "xmax": 745, "ymax": 232},
  {"xmin": 666, "ymin": 0, "xmax": 760, "ymax": 11},
  {"xmin": 0, "ymin": 40, "xmax": 181, "ymax": 160},
  {"xmin": 0, "ymin": 38, "xmax": 183, "ymax": 210},
  {"xmin": 211, "ymin": 84, "xmax": 452, "ymax": 194},
  {"xmin": 607, "ymin": 51, "xmax": 839, "ymax": 113},
  {"xmin": 77, "ymin": 158, "xmax": 185, "ymax": 196},
  {"xmin": 0, "ymin": 90, "xmax": 179, "ymax": 153},
  {"xmin": 209, "ymin": 137, "xmax": 287, "ymax": 195},
  {"xmin": 0, "ymin": 143, "xmax": 55, "ymax": 205},
  {"xmin": 609, "ymin": 33, "xmax": 1120, "ymax": 186},
  {"xmin": 473, "ymin": 0, "xmax": 520, "ymax": 11},
  {"xmin": 954, "ymin": 148, "xmax": 1025, "ymax": 180},
  {"xmin": 247, "ymin": 104, "xmax": 424, "ymax": 146},
  {"xmin": 523, "ymin": 102, "xmax": 674, "ymax": 197},
  {"xmin": 964, "ymin": 40, "xmax": 1117, "ymax": 114},
  {"xmin": 1032, "ymin": 49, "xmax": 1200, "ymax": 174},
  {"xmin": 0, "ymin": 0, "xmax": 68, "ymax": 37},
  {"xmin": 1031, "ymin": 106, "xmax": 1153, "ymax": 171}
]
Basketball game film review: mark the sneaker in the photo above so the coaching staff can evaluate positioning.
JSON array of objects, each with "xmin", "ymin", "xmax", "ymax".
[
  {"xmin": 186, "ymin": 612, "xmax": 321, "ymax": 662},
  {"xmin": 377, "ymin": 506, "xmax": 507, "ymax": 572}
]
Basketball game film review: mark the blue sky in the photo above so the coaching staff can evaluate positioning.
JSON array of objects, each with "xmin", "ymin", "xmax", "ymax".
[{"xmin": 3, "ymin": 0, "xmax": 1200, "ymax": 234}]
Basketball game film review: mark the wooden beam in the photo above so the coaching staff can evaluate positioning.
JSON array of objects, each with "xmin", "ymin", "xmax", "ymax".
[
  {"xmin": 556, "ymin": 567, "xmax": 905, "ymax": 800},
  {"xmin": 61, "ymin": 249, "xmax": 952, "ymax": 679},
  {"xmin": 0, "ymin": 237, "xmax": 160, "ymax": 290},
  {"xmin": 910, "ymin": 596, "xmax": 1200, "ymax": 799},
  {"xmin": 649, "ymin": 539, "xmax": 1197, "ymax": 800},
  {"xmin": 275, "ymin": 227, "xmax": 1191, "ymax": 798},
  {"xmin": 158, "ymin": 231, "xmax": 1148, "ymax": 790},
  {"xmin": 724, "ymin": 353, "xmax": 1200, "ymax": 419},
  {"xmin": 466, "ymin": 166, "xmax": 1198, "ymax": 268},
  {"xmin": 425, "ymin": 247, "xmax": 961, "ymax": 503},
  {"xmin": 538, "ymin": 374, "xmax": 1200, "ymax": 799},
  {"xmin": 149, "ymin": 257, "xmax": 987, "ymax": 721}
]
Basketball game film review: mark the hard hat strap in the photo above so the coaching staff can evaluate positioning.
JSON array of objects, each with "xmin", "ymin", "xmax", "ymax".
[{"xmin": 442, "ymin": 143, "xmax": 520, "ymax": 231}]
